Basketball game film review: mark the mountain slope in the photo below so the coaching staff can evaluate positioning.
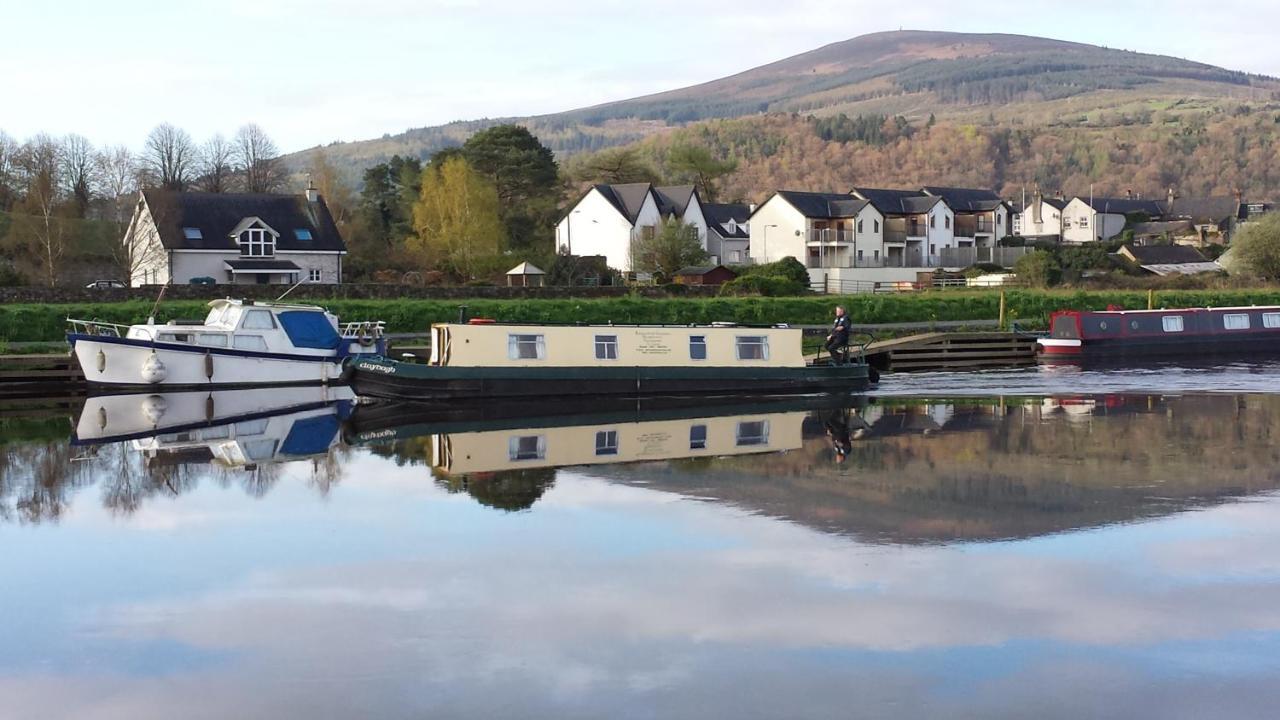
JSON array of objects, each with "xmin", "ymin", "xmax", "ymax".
[{"xmin": 290, "ymin": 30, "xmax": 1278, "ymax": 180}]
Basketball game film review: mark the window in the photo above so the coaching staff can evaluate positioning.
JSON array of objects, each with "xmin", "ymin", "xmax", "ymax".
[
  {"xmin": 857, "ymin": 250, "xmax": 864, "ymax": 260},
  {"xmin": 235, "ymin": 419, "xmax": 269, "ymax": 436},
  {"xmin": 196, "ymin": 333, "xmax": 228, "ymax": 347},
  {"xmin": 874, "ymin": 250, "xmax": 880, "ymax": 260},
  {"xmin": 690, "ymin": 424, "xmax": 707, "ymax": 450},
  {"xmin": 1079, "ymin": 216, "xmax": 1089, "ymax": 228},
  {"xmin": 294, "ymin": 228, "xmax": 313, "ymax": 241},
  {"xmin": 1224, "ymin": 313, "xmax": 1250, "ymax": 330},
  {"xmin": 308, "ymin": 268, "xmax": 322, "ymax": 283},
  {"xmin": 874, "ymin": 219, "xmax": 880, "ymax": 233},
  {"xmin": 182, "ymin": 227, "xmax": 203, "ymax": 241},
  {"xmin": 1162, "ymin": 316, "xmax": 1184, "ymax": 332},
  {"xmin": 736, "ymin": 335, "xmax": 769, "ymax": 360},
  {"xmin": 945, "ymin": 216, "xmax": 951, "ymax": 230},
  {"xmin": 594, "ymin": 334, "xmax": 618, "ymax": 360},
  {"xmin": 930, "ymin": 215, "xmax": 936, "ymax": 228},
  {"xmin": 508, "ymin": 435, "xmax": 546, "ymax": 461},
  {"xmin": 689, "ymin": 335, "xmax": 707, "ymax": 360},
  {"xmin": 508, "ymin": 334, "xmax": 545, "ymax": 360},
  {"xmin": 641, "ymin": 225, "xmax": 656, "ymax": 241},
  {"xmin": 1263, "ymin": 313, "xmax": 1280, "ymax": 329},
  {"xmin": 736, "ymin": 420, "xmax": 770, "ymax": 446},
  {"xmin": 242, "ymin": 310, "xmax": 276, "ymax": 330},
  {"xmin": 244, "ymin": 439, "xmax": 278, "ymax": 462},
  {"xmin": 857, "ymin": 219, "xmax": 863, "ymax": 232},
  {"xmin": 595, "ymin": 430, "xmax": 618, "ymax": 456},
  {"xmin": 239, "ymin": 227, "xmax": 276, "ymax": 257},
  {"xmin": 233, "ymin": 335, "xmax": 268, "ymax": 351},
  {"xmin": 730, "ymin": 250, "xmax": 742, "ymax": 262}
]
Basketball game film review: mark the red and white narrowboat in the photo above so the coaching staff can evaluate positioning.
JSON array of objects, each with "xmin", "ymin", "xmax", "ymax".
[{"xmin": 1038, "ymin": 306, "xmax": 1280, "ymax": 362}]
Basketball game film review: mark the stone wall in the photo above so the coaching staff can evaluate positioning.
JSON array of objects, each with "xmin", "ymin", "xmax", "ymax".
[{"xmin": 0, "ymin": 283, "xmax": 724, "ymax": 305}]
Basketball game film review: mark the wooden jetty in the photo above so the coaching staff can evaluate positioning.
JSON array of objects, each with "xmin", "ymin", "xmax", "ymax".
[
  {"xmin": 860, "ymin": 332, "xmax": 1039, "ymax": 373},
  {"xmin": 0, "ymin": 354, "xmax": 85, "ymax": 399}
]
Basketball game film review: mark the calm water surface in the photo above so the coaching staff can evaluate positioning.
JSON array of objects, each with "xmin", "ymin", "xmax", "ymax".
[{"xmin": 3, "ymin": 365, "xmax": 1280, "ymax": 719}]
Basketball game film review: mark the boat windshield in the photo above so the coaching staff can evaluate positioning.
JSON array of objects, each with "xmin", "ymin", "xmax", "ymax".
[{"xmin": 204, "ymin": 305, "xmax": 237, "ymax": 328}]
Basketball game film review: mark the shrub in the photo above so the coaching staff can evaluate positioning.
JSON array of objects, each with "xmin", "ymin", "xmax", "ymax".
[
  {"xmin": 718, "ymin": 275, "xmax": 806, "ymax": 296},
  {"xmin": 732, "ymin": 257, "xmax": 809, "ymax": 286},
  {"xmin": 1014, "ymin": 250, "xmax": 1062, "ymax": 288}
]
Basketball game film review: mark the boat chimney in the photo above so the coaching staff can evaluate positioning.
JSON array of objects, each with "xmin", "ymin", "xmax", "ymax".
[{"xmin": 457, "ymin": 305, "xmax": 469, "ymax": 324}]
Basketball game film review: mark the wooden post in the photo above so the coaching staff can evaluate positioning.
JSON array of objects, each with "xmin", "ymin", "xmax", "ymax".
[
  {"xmin": 1148, "ymin": 289, "xmax": 1155, "ymax": 310},
  {"xmin": 998, "ymin": 290, "xmax": 1007, "ymax": 331}
]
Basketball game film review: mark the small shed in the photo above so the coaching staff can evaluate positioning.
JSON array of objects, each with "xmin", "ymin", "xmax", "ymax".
[
  {"xmin": 506, "ymin": 261, "xmax": 546, "ymax": 287},
  {"xmin": 672, "ymin": 265, "xmax": 737, "ymax": 286},
  {"xmin": 1117, "ymin": 244, "xmax": 1221, "ymax": 276}
]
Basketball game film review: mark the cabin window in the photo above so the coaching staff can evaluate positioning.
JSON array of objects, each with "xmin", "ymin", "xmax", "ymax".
[
  {"xmin": 736, "ymin": 420, "xmax": 770, "ymax": 446},
  {"xmin": 594, "ymin": 334, "xmax": 618, "ymax": 360},
  {"xmin": 233, "ymin": 335, "xmax": 268, "ymax": 351},
  {"xmin": 508, "ymin": 334, "xmax": 545, "ymax": 360},
  {"xmin": 690, "ymin": 424, "xmax": 707, "ymax": 450},
  {"xmin": 1162, "ymin": 316, "xmax": 1184, "ymax": 333},
  {"xmin": 158, "ymin": 333, "xmax": 191, "ymax": 343},
  {"xmin": 735, "ymin": 336, "xmax": 769, "ymax": 361},
  {"xmin": 242, "ymin": 310, "xmax": 276, "ymax": 330},
  {"xmin": 508, "ymin": 435, "xmax": 546, "ymax": 461},
  {"xmin": 196, "ymin": 334, "xmax": 228, "ymax": 347},
  {"xmin": 235, "ymin": 419, "xmax": 269, "ymax": 436},
  {"xmin": 244, "ymin": 439, "xmax": 278, "ymax": 462},
  {"xmin": 595, "ymin": 430, "xmax": 618, "ymax": 456},
  {"xmin": 689, "ymin": 335, "xmax": 707, "ymax": 360},
  {"xmin": 1263, "ymin": 313, "xmax": 1280, "ymax": 329},
  {"xmin": 1224, "ymin": 313, "xmax": 1251, "ymax": 330}
]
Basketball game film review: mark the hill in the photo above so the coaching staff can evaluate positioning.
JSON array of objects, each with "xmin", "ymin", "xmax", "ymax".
[{"xmin": 288, "ymin": 30, "xmax": 1280, "ymax": 182}]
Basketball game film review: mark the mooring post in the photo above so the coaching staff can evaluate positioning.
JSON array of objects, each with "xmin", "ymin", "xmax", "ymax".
[{"xmin": 998, "ymin": 290, "xmax": 1007, "ymax": 331}]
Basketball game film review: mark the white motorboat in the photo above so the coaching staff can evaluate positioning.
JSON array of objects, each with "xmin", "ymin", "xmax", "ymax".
[
  {"xmin": 68, "ymin": 298, "xmax": 386, "ymax": 388},
  {"xmin": 73, "ymin": 386, "xmax": 356, "ymax": 468}
]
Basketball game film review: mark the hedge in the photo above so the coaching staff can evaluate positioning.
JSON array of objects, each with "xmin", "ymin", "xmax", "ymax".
[{"xmin": 7, "ymin": 289, "xmax": 1280, "ymax": 343}]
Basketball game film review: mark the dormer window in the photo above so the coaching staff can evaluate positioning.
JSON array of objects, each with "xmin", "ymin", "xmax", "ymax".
[{"xmin": 229, "ymin": 217, "xmax": 279, "ymax": 258}]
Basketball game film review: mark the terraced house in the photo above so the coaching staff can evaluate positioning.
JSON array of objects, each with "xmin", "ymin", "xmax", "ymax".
[{"xmin": 554, "ymin": 183, "xmax": 707, "ymax": 272}]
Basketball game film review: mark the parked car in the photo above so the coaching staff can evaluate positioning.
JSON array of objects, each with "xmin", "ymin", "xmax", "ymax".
[
  {"xmin": 85, "ymin": 280, "xmax": 126, "ymax": 289},
  {"xmin": 189, "ymin": 276, "xmax": 216, "ymax": 285}
]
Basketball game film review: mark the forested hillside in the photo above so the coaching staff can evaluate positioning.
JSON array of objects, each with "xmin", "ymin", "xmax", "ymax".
[{"xmin": 287, "ymin": 29, "xmax": 1280, "ymax": 185}]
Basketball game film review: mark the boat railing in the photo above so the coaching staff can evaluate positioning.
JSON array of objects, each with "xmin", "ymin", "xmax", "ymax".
[
  {"xmin": 340, "ymin": 320, "xmax": 387, "ymax": 339},
  {"xmin": 67, "ymin": 318, "xmax": 147, "ymax": 339}
]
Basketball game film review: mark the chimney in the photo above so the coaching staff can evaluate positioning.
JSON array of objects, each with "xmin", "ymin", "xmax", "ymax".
[
  {"xmin": 1166, "ymin": 187, "xmax": 1176, "ymax": 215},
  {"xmin": 305, "ymin": 178, "xmax": 319, "ymax": 203},
  {"xmin": 1031, "ymin": 187, "xmax": 1043, "ymax": 225},
  {"xmin": 749, "ymin": 203, "xmax": 757, "ymax": 213},
  {"xmin": 1234, "ymin": 188, "xmax": 1243, "ymax": 203},
  {"xmin": 1125, "ymin": 189, "xmax": 1133, "ymax": 200}
]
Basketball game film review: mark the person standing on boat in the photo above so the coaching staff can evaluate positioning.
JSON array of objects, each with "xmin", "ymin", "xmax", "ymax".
[{"xmin": 825, "ymin": 305, "xmax": 851, "ymax": 364}]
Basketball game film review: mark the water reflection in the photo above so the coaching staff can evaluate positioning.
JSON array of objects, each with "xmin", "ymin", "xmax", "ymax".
[{"xmin": 3, "ymin": 386, "xmax": 1280, "ymax": 717}]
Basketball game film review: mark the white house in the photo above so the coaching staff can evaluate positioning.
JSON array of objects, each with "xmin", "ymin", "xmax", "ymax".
[
  {"xmin": 554, "ymin": 183, "xmax": 707, "ymax": 271},
  {"xmin": 852, "ymin": 187, "xmax": 957, "ymax": 266},
  {"xmin": 124, "ymin": 187, "xmax": 346, "ymax": 286},
  {"xmin": 1014, "ymin": 192, "xmax": 1067, "ymax": 241},
  {"xmin": 747, "ymin": 191, "xmax": 886, "ymax": 269},
  {"xmin": 920, "ymin": 186, "xmax": 1010, "ymax": 247},
  {"xmin": 703, "ymin": 202, "xmax": 752, "ymax": 265},
  {"xmin": 1061, "ymin": 196, "xmax": 1163, "ymax": 244}
]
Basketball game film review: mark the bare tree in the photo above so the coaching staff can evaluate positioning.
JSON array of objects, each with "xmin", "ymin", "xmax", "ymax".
[
  {"xmin": 143, "ymin": 122, "xmax": 196, "ymax": 191},
  {"xmin": 234, "ymin": 123, "xmax": 285, "ymax": 193},
  {"xmin": 59, "ymin": 134, "xmax": 95, "ymax": 217},
  {"xmin": 0, "ymin": 130, "xmax": 18, "ymax": 212},
  {"xmin": 95, "ymin": 145, "xmax": 150, "ymax": 282},
  {"xmin": 308, "ymin": 148, "xmax": 353, "ymax": 224},
  {"xmin": 197, "ymin": 133, "xmax": 236, "ymax": 193},
  {"xmin": 15, "ymin": 134, "xmax": 67, "ymax": 286}
]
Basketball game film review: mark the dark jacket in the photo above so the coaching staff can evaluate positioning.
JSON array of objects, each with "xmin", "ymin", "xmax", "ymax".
[{"xmin": 830, "ymin": 314, "xmax": 851, "ymax": 342}]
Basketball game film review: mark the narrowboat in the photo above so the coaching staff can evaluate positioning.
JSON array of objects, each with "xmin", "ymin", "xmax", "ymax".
[
  {"xmin": 346, "ymin": 321, "xmax": 874, "ymax": 401},
  {"xmin": 68, "ymin": 299, "xmax": 386, "ymax": 389},
  {"xmin": 1038, "ymin": 306, "xmax": 1280, "ymax": 362}
]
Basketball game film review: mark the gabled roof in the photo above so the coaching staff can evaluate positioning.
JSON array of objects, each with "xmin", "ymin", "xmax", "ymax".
[
  {"xmin": 921, "ymin": 186, "xmax": 1005, "ymax": 212},
  {"xmin": 772, "ymin": 190, "xmax": 870, "ymax": 219},
  {"xmin": 142, "ymin": 190, "xmax": 346, "ymax": 252},
  {"xmin": 594, "ymin": 183, "xmax": 653, "ymax": 224},
  {"xmin": 851, "ymin": 187, "xmax": 942, "ymax": 215},
  {"xmin": 653, "ymin": 185, "xmax": 698, "ymax": 217},
  {"xmin": 1074, "ymin": 197, "xmax": 1165, "ymax": 216},
  {"xmin": 703, "ymin": 203, "xmax": 751, "ymax": 239},
  {"xmin": 1121, "ymin": 244, "xmax": 1208, "ymax": 264},
  {"xmin": 1131, "ymin": 220, "xmax": 1196, "ymax": 237},
  {"xmin": 1022, "ymin": 197, "xmax": 1068, "ymax": 212}
]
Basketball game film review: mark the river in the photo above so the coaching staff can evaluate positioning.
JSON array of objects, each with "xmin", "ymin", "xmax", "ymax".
[{"xmin": 2, "ymin": 365, "xmax": 1280, "ymax": 718}]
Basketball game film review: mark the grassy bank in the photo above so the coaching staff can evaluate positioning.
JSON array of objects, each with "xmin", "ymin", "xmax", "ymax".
[{"xmin": 6, "ymin": 289, "xmax": 1280, "ymax": 343}]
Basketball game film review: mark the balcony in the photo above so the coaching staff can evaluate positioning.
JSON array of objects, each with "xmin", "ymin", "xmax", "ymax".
[{"xmin": 807, "ymin": 229, "xmax": 855, "ymax": 244}]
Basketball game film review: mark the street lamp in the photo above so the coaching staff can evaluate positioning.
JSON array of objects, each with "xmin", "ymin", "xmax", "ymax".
[{"xmin": 761, "ymin": 224, "xmax": 778, "ymax": 264}]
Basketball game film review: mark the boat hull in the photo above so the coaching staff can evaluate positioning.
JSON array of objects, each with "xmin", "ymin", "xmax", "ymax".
[
  {"xmin": 70, "ymin": 334, "xmax": 344, "ymax": 388},
  {"xmin": 348, "ymin": 358, "xmax": 872, "ymax": 401},
  {"xmin": 1038, "ymin": 335, "xmax": 1280, "ymax": 364}
]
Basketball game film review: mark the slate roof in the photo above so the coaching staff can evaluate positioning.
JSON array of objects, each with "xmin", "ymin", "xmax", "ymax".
[
  {"xmin": 1121, "ymin": 244, "xmax": 1208, "ymax": 264},
  {"xmin": 1076, "ymin": 197, "xmax": 1165, "ymax": 216},
  {"xmin": 594, "ymin": 183, "xmax": 653, "ymax": 223},
  {"xmin": 1021, "ymin": 197, "xmax": 1068, "ymax": 212},
  {"xmin": 921, "ymin": 186, "xmax": 1005, "ymax": 212},
  {"xmin": 142, "ymin": 190, "xmax": 346, "ymax": 253},
  {"xmin": 852, "ymin": 187, "xmax": 942, "ymax": 215},
  {"xmin": 703, "ymin": 203, "xmax": 751, "ymax": 239},
  {"xmin": 1131, "ymin": 220, "xmax": 1196, "ymax": 237},
  {"xmin": 1162, "ymin": 196, "xmax": 1242, "ymax": 224},
  {"xmin": 653, "ymin": 185, "xmax": 697, "ymax": 217},
  {"xmin": 772, "ymin": 191, "xmax": 869, "ymax": 219}
]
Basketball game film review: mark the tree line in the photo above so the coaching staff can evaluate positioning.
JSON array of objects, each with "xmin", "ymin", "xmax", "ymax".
[{"xmin": 0, "ymin": 123, "xmax": 289, "ymax": 285}]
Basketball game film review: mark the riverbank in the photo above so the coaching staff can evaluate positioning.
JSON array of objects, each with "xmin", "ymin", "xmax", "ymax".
[{"xmin": 5, "ymin": 288, "xmax": 1280, "ymax": 342}]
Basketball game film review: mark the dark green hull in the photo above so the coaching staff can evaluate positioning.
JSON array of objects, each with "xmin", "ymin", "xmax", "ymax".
[{"xmin": 348, "ymin": 357, "xmax": 872, "ymax": 402}]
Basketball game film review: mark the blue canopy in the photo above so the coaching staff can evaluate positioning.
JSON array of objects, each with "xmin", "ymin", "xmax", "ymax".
[
  {"xmin": 278, "ymin": 310, "xmax": 340, "ymax": 350},
  {"xmin": 281, "ymin": 414, "xmax": 340, "ymax": 456}
]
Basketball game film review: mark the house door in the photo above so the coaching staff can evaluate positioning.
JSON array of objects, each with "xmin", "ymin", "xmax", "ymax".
[{"xmin": 256, "ymin": 274, "xmax": 270, "ymax": 285}]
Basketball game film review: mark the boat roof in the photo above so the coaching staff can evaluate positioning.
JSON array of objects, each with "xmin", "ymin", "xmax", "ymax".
[
  {"xmin": 207, "ymin": 298, "xmax": 327, "ymax": 313},
  {"xmin": 435, "ymin": 321, "xmax": 797, "ymax": 330},
  {"xmin": 1058, "ymin": 306, "xmax": 1280, "ymax": 315}
]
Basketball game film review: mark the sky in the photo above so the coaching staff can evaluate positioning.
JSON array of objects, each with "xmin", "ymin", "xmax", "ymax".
[{"xmin": 3, "ymin": 0, "xmax": 1279, "ymax": 154}]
